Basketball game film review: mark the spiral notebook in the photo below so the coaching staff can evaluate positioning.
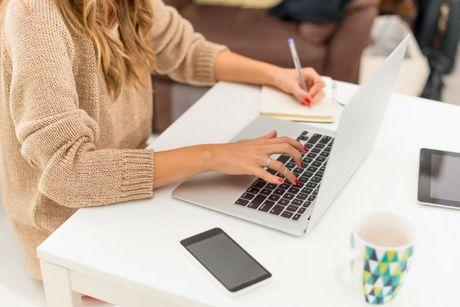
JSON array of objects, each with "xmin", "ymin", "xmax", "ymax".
[{"xmin": 260, "ymin": 77, "xmax": 337, "ymax": 123}]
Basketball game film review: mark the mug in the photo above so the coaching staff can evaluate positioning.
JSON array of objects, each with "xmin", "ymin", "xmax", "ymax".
[{"xmin": 341, "ymin": 212, "xmax": 416, "ymax": 305}]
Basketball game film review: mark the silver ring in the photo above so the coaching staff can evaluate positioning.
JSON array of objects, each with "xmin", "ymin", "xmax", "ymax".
[
  {"xmin": 283, "ymin": 167, "xmax": 288, "ymax": 176},
  {"xmin": 266, "ymin": 157, "xmax": 272, "ymax": 168}
]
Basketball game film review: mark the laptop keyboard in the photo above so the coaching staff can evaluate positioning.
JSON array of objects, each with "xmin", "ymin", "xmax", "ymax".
[{"xmin": 234, "ymin": 131, "xmax": 334, "ymax": 221}]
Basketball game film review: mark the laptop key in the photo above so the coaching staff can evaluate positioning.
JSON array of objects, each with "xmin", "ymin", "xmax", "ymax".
[
  {"xmin": 279, "ymin": 183, "xmax": 290, "ymax": 190},
  {"xmin": 316, "ymin": 143, "xmax": 325, "ymax": 149},
  {"xmin": 316, "ymin": 156, "xmax": 326, "ymax": 162},
  {"xmin": 235, "ymin": 199, "xmax": 249, "ymax": 206},
  {"xmin": 298, "ymin": 207, "xmax": 306, "ymax": 214},
  {"xmin": 268, "ymin": 194, "xmax": 280, "ymax": 202},
  {"xmin": 266, "ymin": 183, "xmax": 277, "ymax": 189},
  {"xmin": 260, "ymin": 188, "xmax": 272, "ymax": 195},
  {"xmin": 283, "ymin": 193, "xmax": 295, "ymax": 200},
  {"xmin": 269, "ymin": 205, "xmax": 284, "ymax": 215},
  {"xmin": 247, "ymin": 187, "xmax": 260, "ymax": 194},
  {"xmin": 241, "ymin": 193, "xmax": 255, "ymax": 200},
  {"xmin": 302, "ymin": 187, "xmax": 313, "ymax": 194},
  {"xmin": 251, "ymin": 195, "xmax": 267, "ymax": 205},
  {"xmin": 320, "ymin": 151, "xmax": 329, "ymax": 157},
  {"xmin": 286, "ymin": 161, "xmax": 296, "ymax": 169},
  {"xmin": 296, "ymin": 193, "xmax": 308, "ymax": 200},
  {"xmin": 292, "ymin": 214, "xmax": 302, "ymax": 221},
  {"xmin": 302, "ymin": 201, "xmax": 312, "ymax": 208},
  {"xmin": 308, "ymin": 194, "xmax": 317, "ymax": 201},
  {"xmin": 309, "ymin": 134, "xmax": 321, "ymax": 144},
  {"xmin": 312, "ymin": 161, "xmax": 322, "ymax": 167},
  {"xmin": 258, "ymin": 201, "xmax": 275, "ymax": 212},
  {"xmin": 277, "ymin": 155, "xmax": 290, "ymax": 163},
  {"xmin": 278, "ymin": 199, "xmax": 289, "ymax": 206},
  {"xmin": 273, "ymin": 188, "xmax": 285, "ymax": 196},
  {"xmin": 253, "ymin": 180, "xmax": 266, "ymax": 189},
  {"xmin": 312, "ymin": 148, "xmax": 321, "ymax": 154},
  {"xmin": 292, "ymin": 199, "xmax": 303, "ymax": 206},
  {"xmin": 248, "ymin": 201, "xmax": 261, "ymax": 209},
  {"xmin": 319, "ymin": 136, "xmax": 331, "ymax": 144},
  {"xmin": 306, "ymin": 182, "xmax": 317, "ymax": 188},
  {"xmin": 311, "ymin": 176, "xmax": 322, "ymax": 183},
  {"xmin": 286, "ymin": 205, "xmax": 299, "ymax": 212},
  {"xmin": 307, "ymin": 166, "xmax": 318, "ymax": 172},
  {"xmin": 281, "ymin": 211, "xmax": 294, "ymax": 219},
  {"xmin": 316, "ymin": 171, "xmax": 324, "ymax": 177},
  {"xmin": 307, "ymin": 153, "xmax": 316, "ymax": 159},
  {"xmin": 288, "ymin": 187, "xmax": 300, "ymax": 194}
]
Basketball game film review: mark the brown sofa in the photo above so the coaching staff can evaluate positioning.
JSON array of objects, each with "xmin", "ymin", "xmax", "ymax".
[{"xmin": 153, "ymin": 0, "xmax": 379, "ymax": 132}]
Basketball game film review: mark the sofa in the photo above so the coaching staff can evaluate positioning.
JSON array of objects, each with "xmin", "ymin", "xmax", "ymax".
[{"xmin": 153, "ymin": 0, "xmax": 379, "ymax": 132}]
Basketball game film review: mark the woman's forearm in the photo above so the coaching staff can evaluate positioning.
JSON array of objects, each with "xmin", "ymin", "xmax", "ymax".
[
  {"xmin": 154, "ymin": 145, "xmax": 214, "ymax": 188},
  {"xmin": 214, "ymin": 50, "xmax": 281, "ymax": 87}
]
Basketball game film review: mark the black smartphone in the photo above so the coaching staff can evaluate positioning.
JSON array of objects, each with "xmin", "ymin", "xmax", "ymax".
[{"xmin": 180, "ymin": 228, "xmax": 272, "ymax": 293}]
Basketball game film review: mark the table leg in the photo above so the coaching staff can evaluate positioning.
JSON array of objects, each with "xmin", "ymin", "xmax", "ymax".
[{"xmin": 40, "ymin": 260, "xmax": 81, "ymax": 307}]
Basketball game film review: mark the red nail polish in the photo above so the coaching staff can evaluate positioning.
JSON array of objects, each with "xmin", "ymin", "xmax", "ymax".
[
  {"xmin": 304, "ymin": 146, "xmax": 309, "ymax": 152},
  {"xmin": 278, "ymin": 178, "xmax": 285, "ymax": 183},
  {"xmin": 301, "ymin": 162, "xmax": 305, "ymax": 168},
  {"xmin": 295, "ymin": 179, "xmax": 300, "ymax": 186}
]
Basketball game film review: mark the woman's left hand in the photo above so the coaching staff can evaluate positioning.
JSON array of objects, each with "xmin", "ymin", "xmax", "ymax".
[{"xmin": 269, "ymin": 67, "xmax": 326, "ymax": 106}]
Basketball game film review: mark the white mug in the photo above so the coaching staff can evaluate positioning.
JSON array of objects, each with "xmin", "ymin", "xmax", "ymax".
[{"xmin": 339, "ymin": 212, "xmax": 416, "ymax": 305}]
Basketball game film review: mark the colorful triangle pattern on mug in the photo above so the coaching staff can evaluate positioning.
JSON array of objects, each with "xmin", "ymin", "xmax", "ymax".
[{"xmin": 361, "ymin": 246, "xmax": 414, "ymax": 304}]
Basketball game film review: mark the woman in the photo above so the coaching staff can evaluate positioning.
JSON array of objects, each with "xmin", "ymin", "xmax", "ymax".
[{"xmin": 0, "ymin": 0, "xmax": 325, "ymax": 280}]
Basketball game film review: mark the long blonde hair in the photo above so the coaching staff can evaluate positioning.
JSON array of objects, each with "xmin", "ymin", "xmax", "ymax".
[{"xmin": 2, "ymin": 0, "xmax": 156, "ymax": 99}]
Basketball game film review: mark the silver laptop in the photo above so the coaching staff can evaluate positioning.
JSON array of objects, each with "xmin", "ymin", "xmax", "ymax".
[{"xmin": 173, "ymin": 37, "xmax": 408, "ymax": 236}]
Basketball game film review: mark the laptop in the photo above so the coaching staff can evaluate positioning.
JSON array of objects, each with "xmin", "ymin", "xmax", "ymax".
[{"xmin": 173, "ymin": 37, "xmax": 408, "ymax": 236}]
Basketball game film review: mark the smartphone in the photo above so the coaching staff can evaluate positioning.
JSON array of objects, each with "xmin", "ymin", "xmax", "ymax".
[{"xmin": 180, "ymin": 228, "xmax": 272, "ymax": 294}]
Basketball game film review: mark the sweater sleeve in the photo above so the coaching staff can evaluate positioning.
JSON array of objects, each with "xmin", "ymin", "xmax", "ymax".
[
  {"xmin": 5, "ymin": 1, "xmax": 154, "ymax": 208},
  {"xmin": 150, "ymin": 0, "xmax": 228, "ymax": 85}
]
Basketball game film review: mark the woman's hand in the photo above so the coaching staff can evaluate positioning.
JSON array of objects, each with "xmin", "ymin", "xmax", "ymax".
[
  {"xmin": 268, "ymin": 67, "xmax": 326, "ymax": 106},
  {"xmin": 154, "ymin": 130, "xmax": 307, "ymax": 188},
  {"xmin": 214, "ymin": 51, "xmax": 325, "ymax": 106},
  {"xmin": 207, "ymin": 130, "xmax": 306, "ymax": 185}
]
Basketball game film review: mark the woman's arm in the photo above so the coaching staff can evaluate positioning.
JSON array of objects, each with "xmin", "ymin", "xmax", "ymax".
[
  {"xmin": 154, "ymin": 131, "xmax": 307, "ymax": 188},
  {"xmin": 214, "ymin": 51, "xmax": 325, "ymax": 105}
]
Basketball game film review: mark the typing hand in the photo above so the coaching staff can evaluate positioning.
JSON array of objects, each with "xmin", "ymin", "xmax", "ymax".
[
  {"xmin": 207, "ymin": 130, "xmax": 306, "ymax": 185},
  {"xmin": 270, "ymin": 67, "xmax": 325, "ymax": 106}
]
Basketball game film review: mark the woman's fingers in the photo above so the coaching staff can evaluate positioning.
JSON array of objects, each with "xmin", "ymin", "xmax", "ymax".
[
  {"xmin": 291, "ymin": 83, "xmax": 311, "ymax": 105},
  {"xmin": 252, "ymin": 167, "xmax": 285, "ymax": 185},
  {"xmin": 268, "ymin": 160, "xmax": 298, "ymax": 185},
  {"xmin": 312, "ymin": 91, "xmax": 325, "ymax": 104},
  {"xmin": 303, "ymin": 68, "xmax": 325, "ymax": 101},
  {"xmin": 270, "ymin": 136, "xmax": 307, "ymax": 153},
  {"xmin": 257, "ymin": 130, "xmax": 277, "ymax": 140},
  {"xmin": 268, "ymin": 143, "xmax": 303, "ymax": 167}
]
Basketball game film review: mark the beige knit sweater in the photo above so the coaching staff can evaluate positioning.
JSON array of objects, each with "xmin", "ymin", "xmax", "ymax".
[{"xmin": 0, "ymin": 0, "xmax": 225, "ymax": 280}]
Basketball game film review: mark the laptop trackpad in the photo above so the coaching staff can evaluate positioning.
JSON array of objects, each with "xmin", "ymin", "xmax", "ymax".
[{"xmin": 173, "ymin": 173, "xmax": 254, "ymax": 207}]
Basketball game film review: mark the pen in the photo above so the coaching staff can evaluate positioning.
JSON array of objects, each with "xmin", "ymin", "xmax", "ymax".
[{"xmin": 288, "ymin": 38, "xmax": 310, "ymax": 103}]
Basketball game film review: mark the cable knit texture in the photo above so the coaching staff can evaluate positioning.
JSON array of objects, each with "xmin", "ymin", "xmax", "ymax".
[{"xmin": 0, "ymin": 0, "xmax": 226, "ymax": 280}]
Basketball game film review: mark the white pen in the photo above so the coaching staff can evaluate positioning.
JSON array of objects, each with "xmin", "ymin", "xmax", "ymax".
[{"xmin": 288, "ymin": 38, "xmax": 309, "ymax": 99}]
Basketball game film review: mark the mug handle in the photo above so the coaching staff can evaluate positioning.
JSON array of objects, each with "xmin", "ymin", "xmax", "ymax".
[{"xmin": 335, "ymin": 249, "xmax": 362, "ymax": 290}]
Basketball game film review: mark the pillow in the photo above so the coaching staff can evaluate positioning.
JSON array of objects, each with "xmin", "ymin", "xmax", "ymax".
[{"xmin": 192, "ymin": 0, "xmax": 281, "ymax": 9}]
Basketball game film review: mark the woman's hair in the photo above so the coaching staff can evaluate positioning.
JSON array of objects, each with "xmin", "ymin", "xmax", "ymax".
[{"xmin": 2, "ymin": 0, "xmax": 157, "ymax": 99}]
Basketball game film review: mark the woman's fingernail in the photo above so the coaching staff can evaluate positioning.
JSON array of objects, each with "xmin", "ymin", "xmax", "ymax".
[
  {"xmin": 304, "ymin": 146, "xmax": 309, "ymax": 152},
  {"xmin": 295, "ymin": 179, "xmax": 300, "ymax": 186},
  {"xmin": 303, "ymin": 98, "xmax": 311, "ymax": 105},
  {"xmin": 278, "ymin": 178, "xmax": 285, "ymax": 183},
  {"xmin": 301, "ymin": 162, "xmax": 305, "ymax": 168}
]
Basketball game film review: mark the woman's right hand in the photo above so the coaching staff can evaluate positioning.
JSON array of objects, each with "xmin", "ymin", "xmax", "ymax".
[{"xmin": 207, "ymin": 130, "xmax": 307, "ymax": 185}]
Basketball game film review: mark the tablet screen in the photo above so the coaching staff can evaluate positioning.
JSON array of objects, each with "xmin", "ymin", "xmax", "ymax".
[
  {"xmin": 430, "ymin": 154, "xmax": 460, "ymax": 201},
  {"xmin": 419, "ymin": 148, "xmax": 460, "ymax": 208}
]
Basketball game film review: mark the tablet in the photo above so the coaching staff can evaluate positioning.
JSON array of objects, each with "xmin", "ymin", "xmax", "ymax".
[{"xmin": 418, "ymin": 148, "xmax": 460, "ymax": 210}]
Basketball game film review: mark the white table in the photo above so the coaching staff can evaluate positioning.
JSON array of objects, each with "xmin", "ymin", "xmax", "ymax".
[{"xmin": 38, "ymin": 82, "xmax": 460, "ymax": 307}]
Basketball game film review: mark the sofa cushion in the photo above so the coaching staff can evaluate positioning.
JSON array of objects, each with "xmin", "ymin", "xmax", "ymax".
[{"xmin": 178, "ymin": 4, "xmax": 326, "ymax": 70}]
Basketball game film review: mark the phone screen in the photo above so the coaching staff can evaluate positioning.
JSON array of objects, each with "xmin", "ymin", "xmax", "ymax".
[{"xmin": 181, "ymin": 228, "xmax": 271, "ymax": 292}]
